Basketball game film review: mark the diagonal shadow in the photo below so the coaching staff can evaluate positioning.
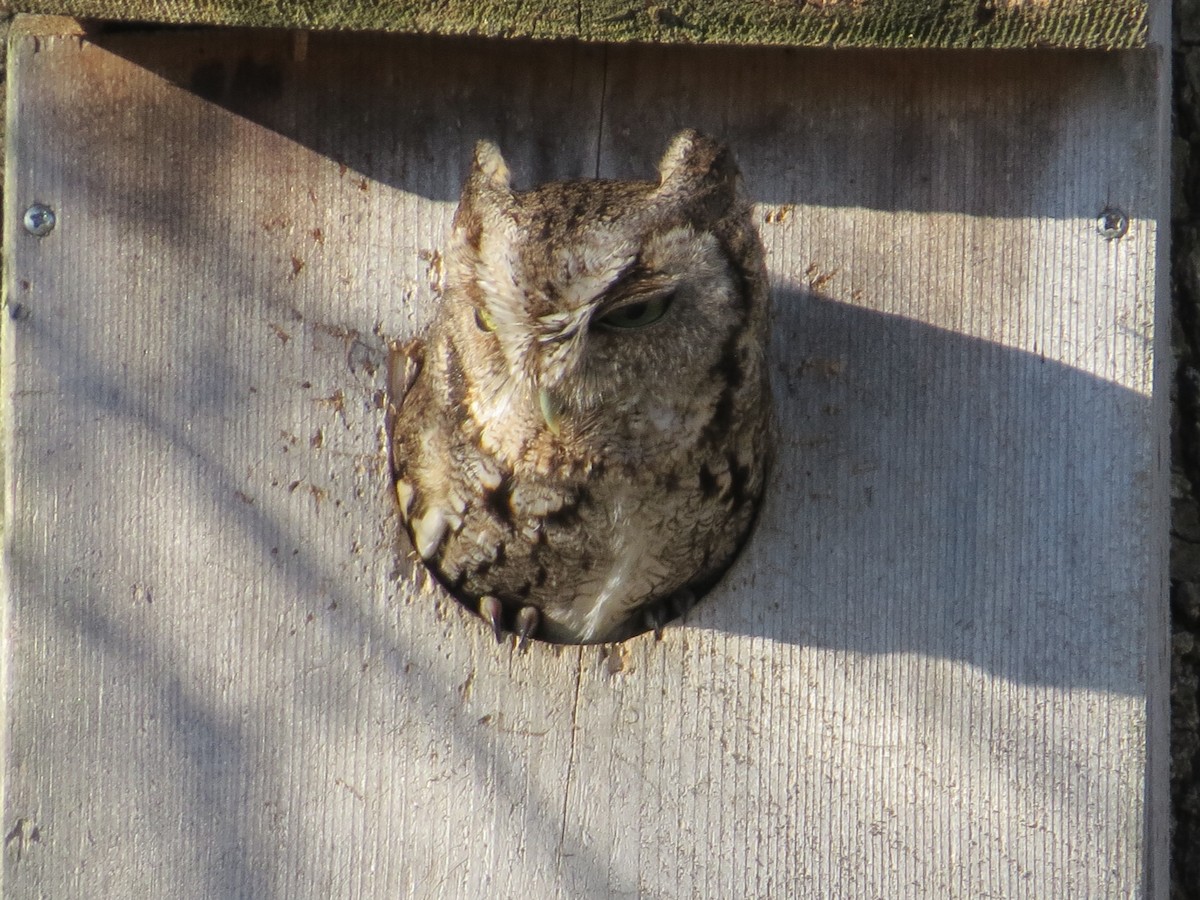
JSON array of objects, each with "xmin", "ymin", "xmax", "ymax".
[
  {"xmin": 4, "ymin": 41, "xmax": 614, "ymax": 898},
  {"xmin": 705, "ymin": 286, "xmax": 1154, "ymax": 698},
  {"xmin": 4, "ymin": 23, "xmax": 1163, "ymax": 898},
  {"xmin": 94, "ymin": 29, "xmax": 1156, "ymax": 221}
]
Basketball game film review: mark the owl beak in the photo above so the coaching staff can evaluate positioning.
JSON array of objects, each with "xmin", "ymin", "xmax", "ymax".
[{"xmin": 538, "ymin": 389, "xmax": 562, "ymax": 435}]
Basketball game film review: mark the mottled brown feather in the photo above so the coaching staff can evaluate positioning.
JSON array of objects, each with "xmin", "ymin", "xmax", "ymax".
[{"xmin": 390, "ymin": 130, "xmax": 772, "ymax": 644}]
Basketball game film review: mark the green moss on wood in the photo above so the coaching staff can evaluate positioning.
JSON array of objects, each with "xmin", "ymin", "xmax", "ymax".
[{"xmin": 8, "ymin": 0, "xmax": 1148, "ymax": 48}]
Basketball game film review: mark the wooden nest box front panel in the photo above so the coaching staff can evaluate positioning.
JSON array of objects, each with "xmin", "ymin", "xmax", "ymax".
[{"xmin": 1, "ymin": 21, "xmax": 1168, "ymax": 899}]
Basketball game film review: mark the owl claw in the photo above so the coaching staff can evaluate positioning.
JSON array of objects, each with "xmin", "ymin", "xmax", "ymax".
[
  {"xmin": 515, "ymin": 606, "xmax": 539, "ymax": 651},
  {"xmin": 643, "ymin": 588, "xmax": 696, "ymax": 640},
  {"xmin": 386, "ymin": 338, "xmax": 424, "ymax": 411},
  {"xmin": 479, "ymin": 595, "xmax": 505, "ymax": 643},
  {"xmin": 645, "ymin": 606, "xmax": 668, "ymax": 641}
]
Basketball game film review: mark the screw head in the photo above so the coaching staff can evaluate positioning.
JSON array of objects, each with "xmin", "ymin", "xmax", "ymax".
[
  {"xmin": 23, "ymin": 203, "xmax": 56, "ymax": 237},
  {"xmin": 1096, "ymin": 208, "xmax": 1128, "ymax": 241}
]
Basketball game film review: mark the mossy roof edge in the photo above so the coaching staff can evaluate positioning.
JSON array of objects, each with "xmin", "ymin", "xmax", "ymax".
[{"xmin": 7, "ymin": 0, "xmax": 1148, "ymax": 49}]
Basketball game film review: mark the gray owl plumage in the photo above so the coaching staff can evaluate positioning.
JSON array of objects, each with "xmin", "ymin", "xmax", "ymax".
[{"xmin": 389, "ymin": 130, "xmax": 771, "ymax": 644}]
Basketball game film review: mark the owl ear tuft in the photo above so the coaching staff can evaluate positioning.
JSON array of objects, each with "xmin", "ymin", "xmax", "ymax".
[
  {"xmin": 454, "ymin": 140, "xmax": 515, "ymax": 250},
  {"xmin": 656, "ymin": 130, "xmax": 738, "ymax": 196},
  {"xmin": 472, "ymin": 140, "xmax": 512, "ymax": 191}
]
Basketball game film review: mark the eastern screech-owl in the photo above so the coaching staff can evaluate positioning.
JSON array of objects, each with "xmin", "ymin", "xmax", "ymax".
[{"xmin": 389, "ymin": 130, "xmax": 771, "ymax": 645}]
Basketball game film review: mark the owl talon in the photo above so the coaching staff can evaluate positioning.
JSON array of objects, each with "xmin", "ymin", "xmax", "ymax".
[
  {"xmin": 645, "ymin": 606, "xmax": 668, "ymax": 641},
  {"xmin": 386, "ymin": 338, "xmax": 424, "ymax": 411},
  {"xmin": 515, "ymin": 606, "xmax": 539, "ymax": 651},
  {"xmin": 643, "ymin": 588, "xmax": 696, "ymax": 640},
  {"xmin": 479, "ymin": 595, "xmax": 505, "ymax": 643}
]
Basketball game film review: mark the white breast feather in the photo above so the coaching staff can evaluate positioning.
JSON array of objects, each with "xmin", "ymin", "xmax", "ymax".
[{"xmin": 573, "ymin": 491, "xmax": 669, "ymax": 641}]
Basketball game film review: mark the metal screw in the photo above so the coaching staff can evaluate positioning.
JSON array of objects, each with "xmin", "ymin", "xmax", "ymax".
[
  {"xmin": 23, "ymin": 203, "xmax": 55, "ymax": 237},
  {"xmin": 1096, "ymin": 208, "xmax": 1128, "ymax": 241}
]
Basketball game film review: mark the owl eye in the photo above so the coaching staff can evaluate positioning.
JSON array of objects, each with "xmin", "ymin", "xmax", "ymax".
[
  {"xmin": 474, "ymin": 307, "xmax": 497, "ymax": 332},
  {"xmin": 596, "ymin": 293, "xmax": 674, "ymax": 330}
]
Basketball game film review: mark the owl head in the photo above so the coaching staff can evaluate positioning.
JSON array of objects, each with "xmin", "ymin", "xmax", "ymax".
[{"xmin": 441, "ymin": 130, "xmax": 768, "ymax": 470}]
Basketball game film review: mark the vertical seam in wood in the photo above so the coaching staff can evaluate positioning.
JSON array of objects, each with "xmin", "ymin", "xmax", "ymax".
[
  {"xmin": 556, "ymin": 648, "xmax": 584, "ymax": 872},
  {"xmin": 557, "ymin": 44, "xmax": 602, "ymax": 886},
  {"xmin": 592, "ymin": 44, "xmax": 609, "ymax": 179}
]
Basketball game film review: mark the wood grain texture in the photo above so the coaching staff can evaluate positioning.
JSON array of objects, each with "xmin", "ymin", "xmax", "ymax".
[
  {"xmin": 1, "ymin": 25, "xmax": 1168, "ymax": 899},
  {"xmin": 7, "ymin": 0, "xmax": 1150, "ymax": 49}
]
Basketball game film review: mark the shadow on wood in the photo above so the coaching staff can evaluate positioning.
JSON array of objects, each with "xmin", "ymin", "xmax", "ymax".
[
  {"xmin": 101, "ymin": 32, "xmax": 1155, "ymax": 221},
  {"xmin": 3, "ymin": 24, "xmax": 1164, "ymax": 899}
]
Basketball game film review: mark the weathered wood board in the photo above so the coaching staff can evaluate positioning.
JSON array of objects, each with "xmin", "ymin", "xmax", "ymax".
[
  {"xmin": 3, "ymin": 0, "xmax": 1152, "ymax": 49},
  {"xmin": 2, "ymin": 21, "xmax": 1169, "ymax": 899}
]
